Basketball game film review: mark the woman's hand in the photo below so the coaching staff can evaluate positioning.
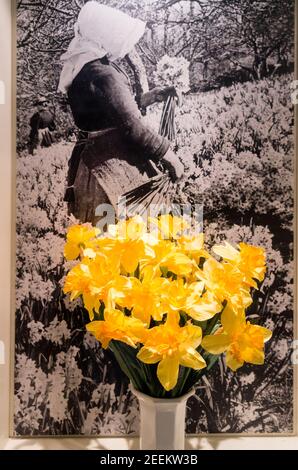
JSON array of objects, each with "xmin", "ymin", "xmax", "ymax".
[
  {"xmin": 140, "ymin": 86, "xmax": 182, "ymax": 110},
  {"xmin": 155, "ymin": 86, "xmax": 183, "ymax": 107},
  {"xmin": 162, "ymin": 150, "xmax": 184, "ymax": 182}
]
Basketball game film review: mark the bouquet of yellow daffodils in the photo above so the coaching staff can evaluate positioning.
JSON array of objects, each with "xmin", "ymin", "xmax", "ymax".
[{"xmin": 63, "ymin": 215, "xmax": 272, "ymax": 398}]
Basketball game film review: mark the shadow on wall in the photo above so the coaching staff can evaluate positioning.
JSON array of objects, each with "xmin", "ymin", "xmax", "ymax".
[{"xmin": 2, "ymin": 437, "xmax": 139, "ymax": 451}]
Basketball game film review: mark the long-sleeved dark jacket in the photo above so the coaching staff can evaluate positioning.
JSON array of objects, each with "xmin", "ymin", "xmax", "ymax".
[
  {"xmin": 68, "ymin": 58, "xmax": 169, "ymax": 160},
  {"xmin": 65, "ymin": 58, "xmax": 170, "ymax": 221}
]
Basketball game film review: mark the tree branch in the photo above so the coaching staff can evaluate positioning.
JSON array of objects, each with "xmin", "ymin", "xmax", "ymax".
[
  {"xmin": 74, "ymin": 0, "xmax": 84, "ymax": 9},
  {"xmin": 137, "ymin": 44, "xmax": 157, "ymax": 66},
  {"xmin": 19, "ymin": 2, "xmax": 72, "ymax": 16}
]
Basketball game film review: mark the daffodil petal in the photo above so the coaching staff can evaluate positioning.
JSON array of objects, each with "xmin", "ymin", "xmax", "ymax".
[
  {"xmin": 86, "ymin": 321, "xmax": 109, "ymax": 348},
  {"xmin": 104, "ymin": 308, "xmax": 123, "ymax": 325},
  {"xmin": 212, "ymin": 241, "xmax": 239, "ymax": 260},
  {"xmin": 201, "ymin": 333, "xmax": 230, "ymax": 354},
  {"xmin": 183, "ymin": 324, "xmax": 202, "ymax": 349},
  {"xmin": 64, "ymin": 244, "xmax": 80, "ymax": 261},
  {"xmin": 165, "ymin": 311, "xmax": 181, "ymax": 328},
  {"xmin": 225, "ymin": 349, "xmax": 244, "ymax": 371},
  {"xmin": 179, "ymin": 347, "xmax": 206, "ymax": 370},
  {"xmin": 157, "ymin": 355, "xmax": 180, "ymax": 391},
  {"xmin": 241, "ymin": 347, "xmax": 265, "ymax": 365},
  {"xmin": 137, "ymin": 347, "xmax": 161, "ymax": 364},
  {"xmin": 253, "ymin": 325, "xmax": 272, "ymax": 342},
  {"xmin": 121, "ymin": 252, "xmax": 139, "ymax": 273},
  {"xmin": 221, "ymin": 304, "xmax": 245, "ymax": 335},
  {"xmin": 83, "ymin": 248, "xmax": 97, "ymax": 259},
  {"xmin": 187, "ymin": 302, "xmax": 219, "ymax": 321},
  {"xmin": 131, "ymin": 309, "xmax": 151, "ymax": 327}
]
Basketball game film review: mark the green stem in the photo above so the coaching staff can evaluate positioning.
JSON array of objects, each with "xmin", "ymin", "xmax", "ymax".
[
  {"xmin": 109, "ymin": 341, "xmax": 145, "ymax": 392},
  {"xmin": 176, "ymin": 367, "xmax": 192, "ymax": 397}
]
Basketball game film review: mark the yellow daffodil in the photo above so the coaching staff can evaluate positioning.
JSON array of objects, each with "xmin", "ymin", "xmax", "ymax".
[
  {"xmin": 141, "ymin": 240, "xmax": 194, "ymax": 277},
  {"xmin": 149, "ymin": 214, "xmax": 189, "ymax": 240},
  {"xmin": 116, "ymin": 268, "xmax": 170, "ymax": 326},
  {"xmin": 86, "ymin": 308, "xmax": 147, "ymax": 349},
  {"xmin": 177, "ymin": 233, "xmax": 210, "ymax": 263},
  {"xmin": 107, "ymin": 216, "xmax": 147, "ymax": 273},
  {"xmin": 115, "ymin": 239, "xmax": 146, "ymax": 274},
  {"xmin": 63, "ymin": 254, "xmax": 128, "ymax": 319},
  {"xmin": 137, "ymin": 314, "xmax": 206, "ymax": 391},
  {"xmin": 202, "ymin": 304, "xmax": 272, "ymax": 371},
  {"xmin": 64, "ymin": 224, "xmax": 100, "ymax": 260},
  {"xmin": 186, "ymin": 290, "xmax": 223, "ymax": 322},
  {"xmin": 197, "ymin": 257, "xmax": 252, "ymax": 311},
  {"xmin": 82, "ymin": 235, "xmax": 118, "ymax": 257},
  {"xmin": 164, "ymin": 279, "xmax": 222, "ymax": 321},
  {"xmin": 108, "ymin": 216, "xmax": 147, "ymax": 240},
  {"xmin": 63, "ymin": 261, "xmax": 101, "ymax": 316},
  {"xmin": 213, "ymin": 241, "xmax": 266, "ymax": 288}
]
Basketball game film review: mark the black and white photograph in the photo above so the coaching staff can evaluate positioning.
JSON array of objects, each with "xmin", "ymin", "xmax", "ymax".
[{"xmin": 14, "ymin": 0, "xmax": 295, "ymax": 436}]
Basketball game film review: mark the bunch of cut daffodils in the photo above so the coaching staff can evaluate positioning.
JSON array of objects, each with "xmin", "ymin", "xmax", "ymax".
[
  {"xmin": 154, "ymin": 55, "xmax": 190, "ymax": 94},
  {"xmin": 63, "ymin": 215, "xmax": 271, "ymax": 397}
]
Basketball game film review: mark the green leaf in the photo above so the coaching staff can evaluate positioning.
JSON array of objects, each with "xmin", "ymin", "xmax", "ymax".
[{"xmin": 109, "ymin": 341, "xmax": 146, "ymax": 391}]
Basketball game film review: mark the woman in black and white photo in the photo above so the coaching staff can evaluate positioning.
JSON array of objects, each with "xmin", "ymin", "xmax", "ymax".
[{"xmin": 59, "ymin": 1, "xmax": 183, "ymax": 224}]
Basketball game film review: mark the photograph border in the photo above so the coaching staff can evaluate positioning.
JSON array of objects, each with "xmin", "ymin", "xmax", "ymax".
[{"xmin": 4, "ymin": 0, "xmax": 298, "ymax": 440}]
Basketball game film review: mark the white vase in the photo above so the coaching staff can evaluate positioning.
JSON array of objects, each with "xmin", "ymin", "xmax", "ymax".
[{"xmin": 132, "ymin": 387, "xmax": 194, "ymax": 450}]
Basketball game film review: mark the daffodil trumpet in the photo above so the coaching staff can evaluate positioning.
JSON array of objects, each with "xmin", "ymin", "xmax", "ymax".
[{"xmin": 63, "ymin": 216, "xmax": 271, "ymax": 397}]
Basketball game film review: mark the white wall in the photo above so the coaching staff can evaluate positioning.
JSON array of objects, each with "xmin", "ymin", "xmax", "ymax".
[
  {"xmin": 0, "ymin": 0, "xmax": 13, "ymax": 451},
  {"xmin": 0, "ymin": 0, "xmax": 297, "ymax": 451}
]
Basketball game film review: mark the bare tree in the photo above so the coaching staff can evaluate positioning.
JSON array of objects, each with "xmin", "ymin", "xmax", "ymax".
[{"xmin": 16, "ymin": 0, "xmax": 294, "ymax": 148}]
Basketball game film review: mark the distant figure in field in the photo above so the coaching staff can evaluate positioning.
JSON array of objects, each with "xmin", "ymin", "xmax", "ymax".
[{"xmin": 28, "ymin": 96, "xmax": 56, "ymax": 155}]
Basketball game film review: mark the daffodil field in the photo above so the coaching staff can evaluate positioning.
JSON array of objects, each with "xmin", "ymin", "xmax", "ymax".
[{"xmin": 14, "ymin": 74, "xmax": 294, "ymax": 435}]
